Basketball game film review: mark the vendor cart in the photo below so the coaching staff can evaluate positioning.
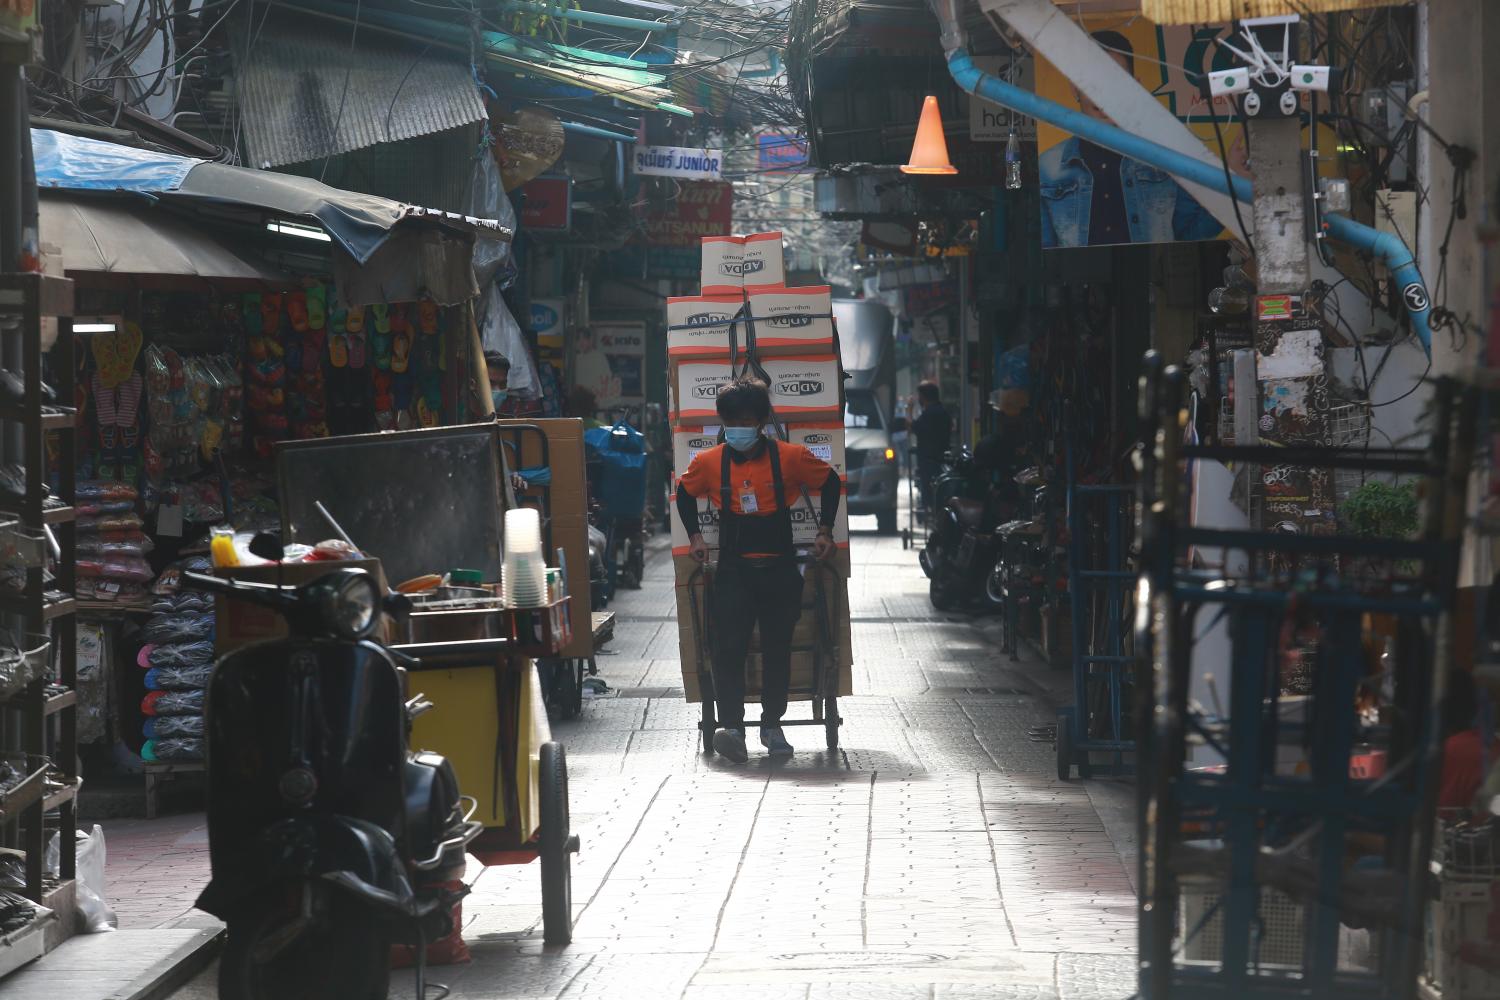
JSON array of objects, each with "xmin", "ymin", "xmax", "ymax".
[
  {"xmin": 682, "ymin": 559, "xmax": 847, "ymax": 753},
  {"xmin": 275, "ymin": 424, "xmax": 580, "ymax": 944},
  {"xmin": 1133, "ymin": 354, "xmax": 1477, "ymax": 1000}
]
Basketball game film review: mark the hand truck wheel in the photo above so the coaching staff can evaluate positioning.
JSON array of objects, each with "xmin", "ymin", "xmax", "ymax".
[
  {"xmin": 539, "ymin": 741, "xmax": 576, "ymax": 945},
  {"xmin": 824, "ymin": 697, "xmax": 840, "ymax": 750}
]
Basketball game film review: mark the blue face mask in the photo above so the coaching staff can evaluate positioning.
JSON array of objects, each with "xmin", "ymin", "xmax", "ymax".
[
  {"xmin": 491, "ymin": 389, "xmax": 508, "ymax": 409},
  {"xmin": 723, "ymin": 426, "xmax": 761, "ymax": 452}
]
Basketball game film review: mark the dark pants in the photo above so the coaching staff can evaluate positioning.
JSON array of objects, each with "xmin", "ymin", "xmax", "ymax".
[
  {"xmin": 916, "ymin": 457, "xmax": 942, "ymax": 510},
  {"xmin": 710, "ymin": 559, "xmax": 803, "ymax": 729}
]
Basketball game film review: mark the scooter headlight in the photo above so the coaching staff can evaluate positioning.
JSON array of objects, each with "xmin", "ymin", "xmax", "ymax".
[{"xmin": 320, "ymin": 572, "xmax": 379, "ymax": 640}]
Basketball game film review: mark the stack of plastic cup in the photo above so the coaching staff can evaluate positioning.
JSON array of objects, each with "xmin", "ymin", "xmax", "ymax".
[{"xmin": 502, "ymin": 508, "xmax": 547, "ymax": 607}]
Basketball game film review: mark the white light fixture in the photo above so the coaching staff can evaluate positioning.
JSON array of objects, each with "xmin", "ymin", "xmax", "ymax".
[
  {"xmin": 73, "ymin": 316, "xmax": 123, "ymax": 335},
  {"xmin": 265, "ymin": 220, "xmax": 332, "ymax": 242}
]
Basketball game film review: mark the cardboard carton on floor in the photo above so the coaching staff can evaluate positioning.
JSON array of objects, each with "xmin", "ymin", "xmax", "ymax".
[
  {"xmin": 666, "ymin": 293, "xmax": 748, "ymax": 359},
  {"xmin": 671, "ymin": 355, "xmax": 842, "ymax": 425},
  {"xmin": 744, "ymin": 285, "xmax": 834, "ymax": 354}
]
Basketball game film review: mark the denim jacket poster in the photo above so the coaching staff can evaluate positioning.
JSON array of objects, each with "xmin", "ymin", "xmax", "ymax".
[{"xmin": 1034, "ymin": 17, "xmax": 1240, "ymax": 250}]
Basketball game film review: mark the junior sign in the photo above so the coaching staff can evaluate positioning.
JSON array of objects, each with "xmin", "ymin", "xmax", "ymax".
[{"xmin": 632, "ymin": 145, "xmax": 723, "ymax": 181}]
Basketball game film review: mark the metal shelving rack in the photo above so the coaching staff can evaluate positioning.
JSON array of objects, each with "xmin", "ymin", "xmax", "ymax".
[
  {"xmin": 0, "ymin": 272, "xmax": 79, "ymax": 935},
  {"xmin": 1134, "ymin": 352, "xmax": 1477, "ymax": 1000}
]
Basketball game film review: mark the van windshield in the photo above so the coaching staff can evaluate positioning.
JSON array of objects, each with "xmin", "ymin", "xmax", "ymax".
[{"xmin": 844, "ymin": 392, "xmax": 885, "ymax": 430}]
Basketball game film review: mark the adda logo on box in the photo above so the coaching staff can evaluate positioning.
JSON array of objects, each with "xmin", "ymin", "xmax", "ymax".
[
  {"xmin": 766, "ymin": 315, "xmax": 812, "ymax": 328},
  {"xmin": 776, "ymin": 380, "xmax": 824, "ymax": 396},
  {"xmin": 691, "ymin": 384, "xmax": 722, "ymax": 399},
  {"xmin": 688, "ymin": 436, "xmax": 716, "ymax": 449},
  {"xmin": 802, "ymin": 432, "xmax": 832, "ymax": 445},
  {"xmin": 686, "ymin": 312, "xmax": 732, "ymax": 326}
]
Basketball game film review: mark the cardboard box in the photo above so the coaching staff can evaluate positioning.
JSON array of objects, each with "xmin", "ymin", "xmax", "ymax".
[
  {"xmin": 784, "ymin": 422, "xmax": 846, "ymax": 479},
  {"xmin": 674, "ymin": 565, "xmax": 853, "ymax": 703},
  {"xmin": 740, "ymin": 232, "xmax": 786, "ymax": 290},
  {"xmin": 496, "ymin": 418, "xmax": 592, "ymax": 658},
  {"xmin": 666, "ymin": 293, "xmax": 748, "ymax": 359},
  {"xmin": 215, "ymin": 558, "xmax": 389, "ymax": 654},
  {"xmin": 745, "ymin": 285, "xmax": 834, "ymax": 355},
  {"xmin": 673, "ymin": 424, "xmax": 845, "ymax": 482},
  {"xmin": 701, "ymin": 236, "xmax": 744, "ymax": 294},
  {"xmin": 669, "ymin": 495, "xmax": 850, "ymax": 577},
  {"xmin": 671, "ymin": 354, "xmax": 842, "ymax": 424}
]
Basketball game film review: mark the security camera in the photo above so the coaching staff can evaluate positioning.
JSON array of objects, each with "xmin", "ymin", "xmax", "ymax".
[
  {"xmin": 1242, "ymin": 91, "xmax": 1263, "ymax": 117},
  {"xmin": 1288, "ymin": 65, "xmax": 1332, "ymax": 92},
  {"xmin": 1207, "ymin": 68, "xmax": 1251, "ymax": 98}
]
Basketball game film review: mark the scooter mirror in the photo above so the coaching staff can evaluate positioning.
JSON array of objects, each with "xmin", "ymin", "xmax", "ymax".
[{"xmin": 248, "ymin": 532, "xmax": 286, "ymax": 562}]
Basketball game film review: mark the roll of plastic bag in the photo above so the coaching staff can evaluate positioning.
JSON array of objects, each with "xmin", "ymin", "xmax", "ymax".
[
  {"xmin": 142, "ymin": 689, "xmax": 205, "ymax": 716},
  {"xmin": 141, "ymin": 738, "xmax": 204, "ymax": 762},
  {"xmin": 143, "ymin": 714, "xmax": 204, "ymax": 740},
  {"xmin": 144, "ymin": 664, "xmax": 213, "ymax": 691}
]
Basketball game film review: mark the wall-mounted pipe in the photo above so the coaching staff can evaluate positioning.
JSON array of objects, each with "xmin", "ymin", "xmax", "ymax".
[
  {"xmin": 927, "ymin": 0, "xmax": 1433, "ymax": 355},
  {"xmin": 498, "ymin": 1, "xmax": 677, "ymax": 34}
]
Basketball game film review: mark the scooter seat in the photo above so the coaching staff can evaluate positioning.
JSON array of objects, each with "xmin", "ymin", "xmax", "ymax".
[{"xmin": 948, "ymin": 498, "xmax": 986, "ymax": 528}]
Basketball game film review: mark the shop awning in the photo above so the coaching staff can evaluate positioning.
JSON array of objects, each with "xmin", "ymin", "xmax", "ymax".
[
  {"xmin": 31, "ymin": 127, "xmax": 510, "ymax": 303},
  {"xmin": 1137, "ymin": 0, "xmax": 1391, "ymax": 22},
  {"xmin": 232, "ymin": 22, "xmax": 488, "ymax": 171},
  {"xmin": 39, "ymin": 195, "xmax": 293, "ymax": 284}
]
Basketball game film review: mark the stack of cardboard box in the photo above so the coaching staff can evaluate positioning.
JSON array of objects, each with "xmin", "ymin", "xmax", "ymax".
[{"xmin": 666, "ymin": 233, "xmax": 854, "ymax": 705}]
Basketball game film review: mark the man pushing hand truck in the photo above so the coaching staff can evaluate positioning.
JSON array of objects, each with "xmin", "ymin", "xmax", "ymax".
[{"xmin": 675, "ymin": 378, "xmax": 843, "ymax": 763}]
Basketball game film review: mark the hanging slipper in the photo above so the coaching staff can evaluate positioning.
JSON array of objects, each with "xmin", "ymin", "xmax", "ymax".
[
  {"xmin": 328, "ymin": 308, "xmax": 349, "ymax": 368},
  {"xmin": 389, "ymin": 302, "xmax": 409, "ymax": 333},
  {"xmin": 418, "ymin": 299, "xmax": 439, "ymax": 335},
  {"xmin": 416, "ymin": 395, "xmax": 439, "ymax": 428},
  {"xmin": 260, "ymin": 292, "xmax": 283, "ymax": 338},
  {"xmin": 303, "ymin": 327, "xmax": 326, "ymax": 373},
  {"xmin": 287, "ymin": 290, "xmax": 309, "ymax": 333},
  {"xmin": 284, "ymin": 331, "xmax": 303, "ymax": 374},
  {"xmin": 306, "ymin": 284, "xmax": 327, "ymax": 330},
  {"xmin": 346, "ymin": 305, "xmax": 365, "ymax": 335},
  {"xmin": 372, "ymin": 303, "xmax": 391, "ymax": 333},
  {"xmin": 390, "ymin": 328, "xmax": 412, "ymax": 374},
  {"xmin": 348, "ymin": 330, "xmax": 367, "ymax": 369},
  {"xmin": 248, "ymin": 336, "xmax": 269, "ymax": 363},
  {"xmin": 242, "ymin": 293, "xmax": 263, "ymax": 337},
  {"xmin": 371, "ymin": 304, "xmax": 392, "ymax": 369}
]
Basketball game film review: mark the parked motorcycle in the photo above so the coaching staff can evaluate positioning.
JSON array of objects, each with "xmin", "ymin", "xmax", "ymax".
[
  {"xmin": 183, "ymin": 536, "xmax": 487, "ymax": 1000},
  {"xmin": 920, "ymin": 449, "xmax": 1010, "ymax": 610}
]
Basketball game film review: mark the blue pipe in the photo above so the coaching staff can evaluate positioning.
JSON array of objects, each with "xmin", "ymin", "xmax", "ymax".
[
  {"xmin": 499, "ymin": 1, "xmax": 677, "ymax": 33},
  {"xmin": 944, "ymin": 49, "xmax": 1433, "ymax": 356}
]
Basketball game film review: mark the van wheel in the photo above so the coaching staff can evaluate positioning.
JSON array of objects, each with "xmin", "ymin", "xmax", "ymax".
[{"xmin": 876, "ymin": 509, "xmax": 897, "ymax": 535}]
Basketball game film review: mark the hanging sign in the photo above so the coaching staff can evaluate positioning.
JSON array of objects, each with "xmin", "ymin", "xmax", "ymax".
[
  {"xmin": 530, "ymin": 299, "xmax": 565, "ymax": 349},
  {"xmin": 520, "ymin": 176, "xmax": 572, "ymax": 231},
  {"xmin": 632, "ymin": 144, "xmax": 724, "ymax": 181},
  {"xmin": 640, "ymin": 181, "xmax": 733, "ymax": 247},
  {"xmin": 757, "ymin": 133, "xmax": 809, "ymax": 174}
]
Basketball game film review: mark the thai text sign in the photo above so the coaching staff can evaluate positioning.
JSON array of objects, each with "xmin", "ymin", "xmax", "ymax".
[{"xmin": 633, "ymin": 144, "xmax": 723, "ymax": 181}]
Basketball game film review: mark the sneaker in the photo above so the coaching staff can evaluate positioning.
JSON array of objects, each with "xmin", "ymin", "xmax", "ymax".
[
  {"xmin": 712, "ymin": 728, "xmax": 749, "ymax": 763},
  {"xmin": 760, "ymin": 727, "xmax": 793, "ymax": 757}
]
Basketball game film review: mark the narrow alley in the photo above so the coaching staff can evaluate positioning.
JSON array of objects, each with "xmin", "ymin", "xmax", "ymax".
[{"xmin": 150, "ymin": 518, "xmax": 1137, "ymax": 1000}]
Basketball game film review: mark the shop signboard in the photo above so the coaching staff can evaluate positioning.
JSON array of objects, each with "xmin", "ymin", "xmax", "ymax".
[
  {"xmin": 530, "ymin": 298, "xmax": 566, "ymax": 350},
  {"xmin": 579, "ymin": 322, "xmax": 647, "ymax": 407},
  {"xmin": 757, "ymin": 133, "xmax": 809, "ymax": 173},
  {"xmin": 640, "ymin": 180, "xmax": 733, "ymax": 247},
  {"xmin": 520, "ymin": 176, "xmax": 572, "ymax": 231},
  {"xmin": 632, "ymin": 144, "xmax": 724, "ymax": 181},
  {"xmin": 968, "ymin": 55, "xmax": 1035, "ymax": 142}
]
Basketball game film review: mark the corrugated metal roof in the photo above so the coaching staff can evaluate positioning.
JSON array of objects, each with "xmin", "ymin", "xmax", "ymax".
[
  {"xmin": 234, "ymin": 21, "xmax": 486, "ymax": 170},
  {"xmin": 1139, "ymin": 0, "xmax": 1392, "ymax": 22}
]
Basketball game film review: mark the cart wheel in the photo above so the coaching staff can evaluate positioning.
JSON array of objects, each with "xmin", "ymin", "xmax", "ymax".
[
  {"xmin": 1055, "ymin": 714, "xmax": 1073, "ymax": 781},
  {"xmin": 901, "ymin": 528, "xmax": 911, "ymax": 550},
  {"xmin": 824, "ymin": 697, "xmax": 840, "ymax": 750},
  {"xmin": 701, "ymin": 702, "xmax": 716, "ymax": 755},
  {"xmin": 540, "ymin": 741, "xmax": 574, "ymax": 946}
]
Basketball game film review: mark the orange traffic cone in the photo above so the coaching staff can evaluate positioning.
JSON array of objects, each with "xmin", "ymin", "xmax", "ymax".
[{"xmin": 901, "ymin": 95, "xmax": 958, "ymax": 175}]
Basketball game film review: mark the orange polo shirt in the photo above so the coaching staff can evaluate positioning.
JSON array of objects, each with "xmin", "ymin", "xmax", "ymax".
[{"xmin": 679, "ymin": 440, "xmax": 832, "ymax": 515}]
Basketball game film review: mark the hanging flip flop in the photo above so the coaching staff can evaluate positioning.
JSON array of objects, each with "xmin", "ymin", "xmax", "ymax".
[
  {"xmin": 304, "ymin": 327, "xmax": 326, "ymax": 373},
  {"xmin": 348, "ymin": 331, "xmax": 367, "ymax": 369},
  {"xmin": 284, "ymin": 331, "xmax": 303, "ymax": 374},
  {"xmin": 260, "ymin": 292, "xmax": 283, "ymax": 338},
  {"xmin": 346, "ymin": 305, "xmax": 365, "ymax": 335},
  {"xmin": 329, "ymin": 333, "xmax": 349, "ymax": 368},
  {"xmin": 287, "ymin": 291, "xmax": 309, "ymax": 333},
  {"xmin": 306, "ymin": 284, "xmax": 327, "ymax": 330},
  {"xmin": 242, "ymin": 293, "xmax": 263, "ymax": 337},
  {"xmin": 390, "ymin": 328, "xmax": 411, "ymax": 373},
  {"xmin": 372, "ymin": 303, "xmax": 391, "ymax": 333}
]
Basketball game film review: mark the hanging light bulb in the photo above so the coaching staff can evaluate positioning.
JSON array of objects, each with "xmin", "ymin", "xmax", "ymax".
[{"xmin": 1004, "ymin": 128, "xmax": 1022, "ymax": 190}]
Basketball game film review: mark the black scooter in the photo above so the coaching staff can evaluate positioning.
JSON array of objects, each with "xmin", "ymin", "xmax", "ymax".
[
  {"xmin": 920, "ymin": 450, "xmax": 1008, "ymax": 610},
  {"xmin": 184, "ymin": 536, "xmax": 487, "ymax": 1000}
]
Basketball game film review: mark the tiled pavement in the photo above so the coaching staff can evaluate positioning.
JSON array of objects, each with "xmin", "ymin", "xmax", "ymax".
[{"xmin": 141, "ymin": 512, "xmax": 1139, "ymax": 1000}]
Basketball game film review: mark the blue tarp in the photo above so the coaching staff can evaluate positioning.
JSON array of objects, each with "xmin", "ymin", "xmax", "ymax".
[{"xmin": 31, "ymin": 128, "xmax": 202, "ymax": 193}]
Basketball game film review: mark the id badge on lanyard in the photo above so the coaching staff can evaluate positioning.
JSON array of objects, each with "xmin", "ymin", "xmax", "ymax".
[{"xmin": 738, "ymin": 479, "xmax": 759, "ymax": 514}]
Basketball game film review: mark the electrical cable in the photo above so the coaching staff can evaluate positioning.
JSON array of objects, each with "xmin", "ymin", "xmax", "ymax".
[
  {"xmin": 1210, "ymin": 114, "xmax": 1256, "ymax": 258},
  {"xmin": 318, "ymin": 0, "xmax": 363, "ymax": 182}
]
